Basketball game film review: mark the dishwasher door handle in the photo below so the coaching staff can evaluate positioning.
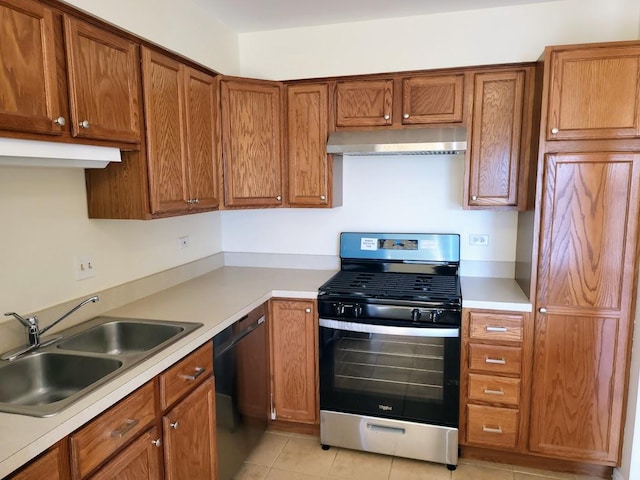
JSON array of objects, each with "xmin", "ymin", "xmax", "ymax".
[{"xmin": 214, "ymin": 316, "xmax": 265, "ymax": 358}]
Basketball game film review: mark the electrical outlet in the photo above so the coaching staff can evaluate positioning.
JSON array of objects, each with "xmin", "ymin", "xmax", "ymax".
[
  {"xmin": 178, "ymin": 236, "xmax": 191, "ymax": 249},
  {"xmin": 469, "ymin": 234, "xmax": 489, "ymax": 246},
  {"xmin": 75, "ymin": 255, "xmax": 96, "ymax": 280}
]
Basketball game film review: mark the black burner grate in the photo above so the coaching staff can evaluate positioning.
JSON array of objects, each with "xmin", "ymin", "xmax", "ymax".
[{"xmin": 319, "ymin": 271, "xmax": 461, "ymax": 304}]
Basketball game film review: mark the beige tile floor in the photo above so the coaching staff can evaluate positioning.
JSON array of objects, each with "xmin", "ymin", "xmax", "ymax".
[{"xmin": 233, "ymin": 431, "xmax": 607, "ymax": 480}]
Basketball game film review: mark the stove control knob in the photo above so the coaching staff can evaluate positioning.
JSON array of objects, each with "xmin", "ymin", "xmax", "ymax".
[
  {"xmin": 334, "ymin": 303, "xmax": 344, "ymax": 316},
  {"xmin": 430, "ymin": 310, "xmax": 443, "ymax": 322},
  {"xmin": 354, "ymin": 304, "xmax": 363, "ymax": 317},
  {"xmin": 411, "ymin": 309, "xmax": 421, "ymax": 322}
]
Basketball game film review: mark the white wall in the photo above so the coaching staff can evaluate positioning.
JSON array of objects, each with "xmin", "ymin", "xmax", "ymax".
[
  {"xmin": 239, "ymin": 0, "xmax": 640, "ymax": 80},
  {"xmin": 221, "ymin": 155, "xmax": 517, "ymax": 265}
]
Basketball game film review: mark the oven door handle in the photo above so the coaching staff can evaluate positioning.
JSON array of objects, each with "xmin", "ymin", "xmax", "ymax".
[{"xmin": 319, "ymin": 318, "xmax": 459, "ymax": 338}]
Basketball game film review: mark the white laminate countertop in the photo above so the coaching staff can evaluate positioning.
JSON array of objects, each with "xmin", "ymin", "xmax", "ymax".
[{"xmin": 0, "ymin": 266, "xmax": 531, "ymax": 477}]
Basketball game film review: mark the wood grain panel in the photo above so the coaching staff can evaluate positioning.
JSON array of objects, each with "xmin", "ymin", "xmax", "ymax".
[
  {"xmin": 88, "ymin": 428, "xmax": 161, "ymax": 480},
  {"xmin": 335, "ymin": 79, "xmax": 393, "ymax": 127},
  {"xmin": 7, "ymin": 441, "xmax": 69, "ymax": 480},
  {"xmin": 469, "ymin": 310, "xmax": 524, "ymax": 342},
  {"xmin": 184, "ymin": 68, "xmax": 219, "ymax": 209},
  {"xmin": 468, "ymin": 373, "xmax": 521, "ymax": 406},
  {"xmin": 401, "ymin": 74, "xmax": 464, "ymax": 124},
  {"xmin": 270, "ymin": 299, "xmax": 318, "ymax": 423},
  {"xmin": 468, "ymin": 70, "xmax": 524, "ymax": 206},
  {"xmin": 0, "ymin": 0, "xmax": 63, "ymax": 135},
  {"xmin": 529, "ymin": 314, "xmax": 619, "ymax": 460},
  {"xmin": 466, "ymin": 404, "xmax": 519, "ymax": 448},
  {"xmin": 70, "ymin": 381, "xmax": 156, "ymax": 479},
  {"xmin": 546, "ymin": 45, "xmax": 640, "ymax": 140},
  {"xmin": 159, "ymin": 341, "xmax": 213, "ymax": 411},
  {"xmin": 64, "ymin": 15, "xmax": 140, "ymax": 143},
  {"xmin": 163, "ymin": 378, "xmax": 216, "ymax": 480},
  {"xmin": 287, "ymin": 83, "xmax": 329, "ymax": 206},
  {"xmin": 468, "ymin": 344, "xmax": 522, "ymax": 375},
  {"xmin": 141, "ymin": 48, "xmax": 187, "ymax": 214},
  {"xmin": 539, "ymin": 153, "xmax": 636, "ymax": 311},
  {"xmin": 221, "ymin": 79, "xmax": 283, "ymax": 207}
]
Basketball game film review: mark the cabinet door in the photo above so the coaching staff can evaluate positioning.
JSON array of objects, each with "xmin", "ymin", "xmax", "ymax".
[
  {"xmin": 546, "ymin": 45, "xmax": 640, "ymax": 141},
  {"xmin": 466, "ymin": 69, "xmax": 527, "ymax": 208},
  {"xmin": 184, "ymin": 68, "xmax": 220, "ymax": 210},
  {"xmin": 335, "ymin": 79, "xmax": 393, "ymax": 127},
  {"xmin": 530, "ymin": 152, "xmax": 640, "ymax": 463},
  {"xmin": 64, "ymin": 16, "xmax": 141, "ymax": 143},
  {"xmin": 88, "ymin": 429, "xmax": 162, "ymax": 480},
  {"xmin": 163, "ymin": 377, "xmax": 217, "ymax": 480},
  {"xmin": 221, "ymin": 79, "xmax": 283, "ymax": 207},
  {"xmin": 401, "ymin": 74, "xmax": 464, "ymax": 124},
  {"xmin": 270, "ymin": 299, "xmax": 318, "ymax": 423},
  {"xmin": 0, "ymin": 0, "xmax": 64, "ymax": 135},
  {"xmin": 7, "ymin": 442, "xmax": 69, "ymax": 480},
  {"xmin": 287, "ymin": 83, "xmax": 330, "ymax": 206},
  {"xmin": 142, "ymin": 48, "xmax": 188, "ymax": 214}
]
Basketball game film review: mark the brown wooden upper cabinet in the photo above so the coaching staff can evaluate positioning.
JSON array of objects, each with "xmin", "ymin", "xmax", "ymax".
[
  {"xmin": 142, "ymin": 47, "xmax": 220, "ymax": 215},
  {"xmin": 335, "ymin": 73, "xmax": 464, "ymax": 129},
  {"xmin": 401, "ymin": 74, "xmax": 464, "ymax": 124},
  {"xmin": 335, "ymin": 79, "xmax": 393, "ymax": 127},
  {"xmin": 221, "ymin": 78, "xmax": 284, "ymax": 208},
  {"xmin": 287, "ymin": 83, "xmax": 332, "ymax": 207},
  {"xmin": 0, "ymin": 0, "xmax": 66, "ymax": 136},
  {"xmin": 64, "ymin": 16, "xmax": 141, "ymax": 144},
  {"xmin": 465, "ymin": 67, "xmax": 534, "ymax": 209},
  {"xmin": 545, "ymin": 43, "xmax": 640, "ymax": 141}
]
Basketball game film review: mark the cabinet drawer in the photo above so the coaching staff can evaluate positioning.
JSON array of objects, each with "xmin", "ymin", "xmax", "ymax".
[
  {"xmin": 468, "ymin": 373, "xmax": 520, "ymax": 406},
  {"xmin": 70, "ymin": 381, "xmax": 156, "ymax": 479},
  {"xmin": 466, "ymin": 404, "xmax": 519, "ymax": 448},
  {"xmin": 469, "ymin": 311, "xmax": 524, "ymax": 342},
  {"xmin": 468, "ymin": 344, "xmax": 522, "ymax": 375},
  {"xmin": 159, "ymin": 341, "xmax": 213, "ymax": 410}
]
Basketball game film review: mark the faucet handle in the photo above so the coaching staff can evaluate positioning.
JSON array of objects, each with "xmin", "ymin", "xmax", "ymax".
[{"xmin": 4, "ymin": 312, "xmax": 38, "ymax": 328}]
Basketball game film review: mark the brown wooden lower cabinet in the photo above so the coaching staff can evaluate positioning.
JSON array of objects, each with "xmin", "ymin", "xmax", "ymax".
[
  {"xmin": 6, "ymin": 441, "xmax": 70, "ymax": 480},
  {"xmin": 87, "ymin": 428, "xmax": 162, "ymax": 480},
  {"xmin": 162, "ymin": 378, "xmax": 217, "ymax": 480},
  {"xmin": 269, "ymin": 299, "xmax": 319, "ymax": 426}
]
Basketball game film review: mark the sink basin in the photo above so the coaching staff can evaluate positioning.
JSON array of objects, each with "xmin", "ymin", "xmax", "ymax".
[
  {"xmin": 0, "ymin": 316, "xmax": 202, "ymax": 417},
  {"xmin": 57, "ymin": 320, "xmax": 186, "ymax": 355},
  {"xmin": 0, "ymin": 352, "xmax": 122, "ymax": 417}
]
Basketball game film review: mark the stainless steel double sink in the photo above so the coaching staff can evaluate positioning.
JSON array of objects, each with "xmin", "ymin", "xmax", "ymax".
[{"xmin": 0, "ymin": 317, "xmax": 202, "ymax": 417}]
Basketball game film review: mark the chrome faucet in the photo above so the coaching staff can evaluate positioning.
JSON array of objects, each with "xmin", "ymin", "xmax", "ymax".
[{"xmin": 3, "ymin": 295, "xmax": 99, "ymax": 360}]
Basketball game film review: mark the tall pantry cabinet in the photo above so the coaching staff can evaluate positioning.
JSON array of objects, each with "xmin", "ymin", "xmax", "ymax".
[{"xmin": 518, "ymin": 40, "xmax": 640, "ymax": 467}]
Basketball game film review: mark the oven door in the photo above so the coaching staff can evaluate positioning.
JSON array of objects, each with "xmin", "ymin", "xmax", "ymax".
[{"xmin": 319, "ymin": 318, "xmax": 460, "ymax": 428}]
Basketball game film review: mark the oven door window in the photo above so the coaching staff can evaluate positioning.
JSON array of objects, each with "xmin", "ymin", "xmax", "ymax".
[{"xmin": 319, "ymin": 322, "xmax": 460, "ymax": 427}]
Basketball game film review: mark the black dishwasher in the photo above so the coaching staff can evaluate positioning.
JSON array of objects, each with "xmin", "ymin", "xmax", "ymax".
[{"xmin": 213, "ymin": 305, "xmax": 269, "ymax": 480}]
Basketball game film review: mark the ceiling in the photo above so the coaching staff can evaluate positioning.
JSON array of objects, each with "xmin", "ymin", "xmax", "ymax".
[{"xmin": 200, "ymin": 0, "xmax": 556, "ymax": 33}]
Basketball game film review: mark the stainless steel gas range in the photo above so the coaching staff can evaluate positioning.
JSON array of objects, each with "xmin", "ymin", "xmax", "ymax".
[{"xmin": 317, "ymin": 232, "xmax": 461, "ymax": 471}]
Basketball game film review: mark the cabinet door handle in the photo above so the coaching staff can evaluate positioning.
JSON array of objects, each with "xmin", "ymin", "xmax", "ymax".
[
  {"xmin": 486, "ymin": 326, "xmax": 508, "ymax": 333},
  {"xmin": 538, "ymin": 307, "xmax": 547, "ymax": 313},
  {"xmin": 151, "ymin": 438, "xmax": 162, "ymax": 447},
  {"xmin": 170, "ymin": 421, "xmax": 179, "ymax": 430},
  {"xmin": 485, "ymin": 357, "xmax": 506, "ymax": 365},
  {"xmin": 54, "ymin": 116, "xmax": 66, "ymax": 126},
  {"xmin": 305, "ymin": 308, "xmax": 311, "ymax": 313},
  {"xmin": 181, "ymin": 366, "xmax": 205, "ymax": 381},
  {"xmin": 111, "ymin": 418, "xmax": 139, "ymax": 438},
  {"xmin": 471, "ymin": 195, "xmax": 478, "ymax": 201},
  {"xmin": 483, "ymin": 388, "xmax": 505, "ymax": 396},
  {"xmin": 383, "ymin": 114, "xmax": 390, "ymax": 120},
  {"xmin": 551, "ymin": 127, "xmax": 559, "ymax": 134},
  {"xmin": 79, "ymin": 120, "xmax": 90, "ymax": 129},
  {"xmin": 403, "ymin": 113, "xmax": 409, "ymax": 119},
  {"xmin": 482, "ymin": 425, "xmax": 503, "ymax": 434},
  {"xmin": 276, "ymin": 195, "xmax": 282, "ymax": 201},
  {"xmin": 320, "ymin": 195, "xmax": 326, "ymax": 201}
]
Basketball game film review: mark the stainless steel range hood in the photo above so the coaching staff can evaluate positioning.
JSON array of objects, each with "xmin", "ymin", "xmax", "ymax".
[
  {"xmin": 0, "ymin": 137, "xmax": 121, "ymax": 169},
  {"xmin": 327, "ymin": 127, "xmax": 467, "ymax": 156}
]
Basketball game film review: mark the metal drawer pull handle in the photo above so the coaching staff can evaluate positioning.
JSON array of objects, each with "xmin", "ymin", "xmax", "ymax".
[
  {"xmin": 367, "ymin": 423, "xmax": 406, "ymax": 435},
  {"xmin": 483, "ymin": 388, "xmax": 505, "ymax": 395},
  {"xmin": 181, "ymin": 366, "xmax": 206, "ymax": 381},
  {"xmin": 485, "ymin": 357, "xmax": 506, "ymax": 365},
  {"xmin": 486, "ymin": 326, "xmax": 508, "ymax": 333},
  {"xmin": 111, "ymin": 418, "xmax": 139, "ymax": 438},
  {"xmin": 482, "ymin": 426, "xmax": 503, "ymax": 434}
]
